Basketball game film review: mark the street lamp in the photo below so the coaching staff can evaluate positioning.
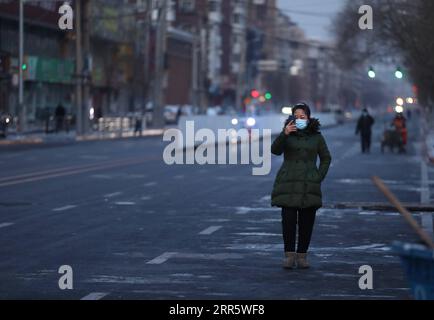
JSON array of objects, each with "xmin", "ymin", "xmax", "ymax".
[
  {"xmin": 282, "ymin": 106, "xmax": 292, "ymax": 115},
  {"xmin": 395, "ymin": 105, "xmax": 404, "ymax": 113},
  {"xmin": 396, "ymin": 97, "xmax": 404, "ymax": 106}
]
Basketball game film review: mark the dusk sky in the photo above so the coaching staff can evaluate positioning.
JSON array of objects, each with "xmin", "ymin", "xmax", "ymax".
[{"xmin": 277, "ymin": 0, "xmax": 347, "ymax": 42}]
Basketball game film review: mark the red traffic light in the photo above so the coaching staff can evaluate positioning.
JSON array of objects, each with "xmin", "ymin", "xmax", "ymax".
[{"xmin": 251, "ymin": 90, "xmax": 260, "ymax": 99}]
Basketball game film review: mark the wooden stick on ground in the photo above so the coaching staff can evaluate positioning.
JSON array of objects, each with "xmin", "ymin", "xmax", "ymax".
[{"xmin": 371, "ymin": 176, "xmax": 434, "ymax": 249}]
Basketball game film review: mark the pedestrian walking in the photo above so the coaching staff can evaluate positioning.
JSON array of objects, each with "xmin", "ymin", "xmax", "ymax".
[
  {"xmin": 392, "ymin": 112, "xmax": 407, "ymax": 152},
  {"xmin": 271, "ymin": 103, "xmax": 332, "ymax": 269},
  {"xmin": 55, "ymin": 103, "xmax": 66, "ymax": 133},
  {"xmin": 134, "ymin": 115, "xmax": 143, "ymax": 137},
  {"xmin": 355, "ymin": 108, "xmax": 375, "ymax": 153}
]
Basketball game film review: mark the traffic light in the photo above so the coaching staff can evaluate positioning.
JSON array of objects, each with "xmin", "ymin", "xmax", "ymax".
[
  {"xmin": 368, "ymin": 66, "xmax": 376, "ymax": 79},
  {"xmin": 395, "ymin": 67, "xmax": 403, "ymax": 79},
  {"xmin": 250, "ymin": 89, "xmax": 260, "ymax": 99},
  {"xmin": 265, "ymin": 92, "xmax": 272, "ymax": 100},
  {"xmin": 21, "ymin": 56, "xmax": 29, "ymax": 80}
]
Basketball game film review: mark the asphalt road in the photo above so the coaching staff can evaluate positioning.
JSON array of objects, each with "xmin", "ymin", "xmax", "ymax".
[{"xmin": 0, "ymin": 113, "xmax": 430, "ymax": 299}]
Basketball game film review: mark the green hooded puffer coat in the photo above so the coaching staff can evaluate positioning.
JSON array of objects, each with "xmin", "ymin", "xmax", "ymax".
[{"xmin": 271, "ymin": 118, "xmax": 332, "ymax": 209}]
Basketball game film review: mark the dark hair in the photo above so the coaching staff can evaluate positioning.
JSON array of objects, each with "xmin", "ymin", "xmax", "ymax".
[{"xmin": 292, "ymin": 102, "xmax": 311, "ymax": 119}]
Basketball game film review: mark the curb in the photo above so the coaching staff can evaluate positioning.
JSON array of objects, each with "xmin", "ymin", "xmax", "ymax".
[
  {"xmin": 0, "ymin": 130, "xmax": 164, "ymax": 149},
  {"xmin": 324, "ymin": 201, "xmax": 434, "ymax": 212},
  {"xmin": 0, "ymin": 121, "xmax": 342, "ymax": 150}
]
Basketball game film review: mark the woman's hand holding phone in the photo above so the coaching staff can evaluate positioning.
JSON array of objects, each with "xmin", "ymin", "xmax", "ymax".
[{"xmin": 284, "ymin": 120, "xmax": 297, "ymax": 136}]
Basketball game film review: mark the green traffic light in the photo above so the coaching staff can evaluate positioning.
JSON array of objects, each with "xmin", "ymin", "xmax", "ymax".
[
  {"xmin": 395, "ymin": 70, "xmax": 403, "ymax": 79},
  {"xmin": 21, "ymin": 63, "xmax": 27, "ymax": 71},
  {"xmin": 265, "ymin": 92, "xmax": 272, "ymax": 100}
]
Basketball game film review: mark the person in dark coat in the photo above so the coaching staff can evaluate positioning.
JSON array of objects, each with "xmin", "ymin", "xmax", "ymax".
[
  {"xmin": 355, "ymin": 108, "xmax": 375, "ymax": 153},
  {"xmin": 271, "ymin": 103, "xmax": 332, "ymax": 269},
  {"xmin": 55, "ymin": 103, "xmax": 66, "ymax": 133}
]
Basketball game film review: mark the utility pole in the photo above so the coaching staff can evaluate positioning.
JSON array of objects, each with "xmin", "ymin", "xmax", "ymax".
[
  {"xmin": 198, "ymin": 16, "xmax": 207, "ymax": 114},
  {"xmin": 143, "ymin": 0, "xmax": 153, "ymax": 113},
  {"xmin": 235, "ymin": 1, "xmax": 248, "ymax": 112},
  {"xmin": 82, "ymin": 0, "xmax": 91, "ymax": 134},
  {"xmin": 75, "ymin": 0, "xmax": 83, "ymax": 135},
  {"xmin": 152, "ymin": 0, "xmax": 168, "ymax": 128},
  {"xmin": 191, "ymin": 33, "xmax": 199, "ymax": 111},
  {"xmin": 18, "ymin": 0, "xmax": 25, "ymax": 133}
]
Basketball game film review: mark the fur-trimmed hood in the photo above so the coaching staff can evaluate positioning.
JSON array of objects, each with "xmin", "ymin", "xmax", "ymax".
[{"xmin": 307, "ymin": 118, "xmax": 321, "ymax": 133}]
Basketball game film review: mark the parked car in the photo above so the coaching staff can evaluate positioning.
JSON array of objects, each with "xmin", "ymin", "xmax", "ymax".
[
  {"xmin": 164, "ymin": 105, "xmax": 180, "ymax": 124},
  {"xmin": 0, "ymin": 113, "xmax": 11, "ymax": 138}
]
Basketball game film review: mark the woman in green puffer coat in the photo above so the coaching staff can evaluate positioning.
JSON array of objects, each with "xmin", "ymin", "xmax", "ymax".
[{"xmin": 271, "ymin": 103, "xmax": 332, "ymax": 270}]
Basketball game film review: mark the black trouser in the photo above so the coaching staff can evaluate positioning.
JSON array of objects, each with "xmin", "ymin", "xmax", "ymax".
[
  {"xmin": 361, "ymin": 132, "xmax": 372, "ymax": 153},
  {"xmin": 281, "ymin": 207, "xmax": 317, "ymax": 253}
]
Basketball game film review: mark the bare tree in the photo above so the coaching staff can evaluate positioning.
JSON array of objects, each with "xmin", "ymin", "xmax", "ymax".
[{"xmin": 333, "ymin": 0, "xmax": 434, "ymax": 108}]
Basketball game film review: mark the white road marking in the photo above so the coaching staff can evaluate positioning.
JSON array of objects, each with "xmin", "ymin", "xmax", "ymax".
[
  {"xmin": 199, "ymin": 226, "xmax": 222, "ymax": 235},
  {"xmin": 331, "ymin": 143, "xmax": 359, "ymax": 167},
  {"xmin": 344, "ymin": 244, "xmax": 389, "ymax": 250},
  {"xmin": 234, "ymin": 206, "xmax": 278, "ymax": 214},
  {"xmin": 146, "ymin": 252, "xmax": 178, "ymax": 264},
  {"xmin": 141, "ymin": 196, "xmax": 152, "ymax": 200},
  {"xmin": 91, "ymin": 174, "xmax": 112, "ymax": 179},
  {"xmin": 358, "ymin": 211, "xmax": 377, "ymax": 215},
  {"xmin": 234, "ymin": 232, "xmax": 281, "ymax": 237},
  {"xmin": 80, "ymin": 155, "xmax": 109, "ymax": 160},
  {"xmin": 320, "ymin": 294, "xmax": 395, "ymax": 298},
  {"xmin": 114, "ymin": 201, "xmax": 136, "ymax": 206},
  {"xmin": 53, "ymin": 205, "xmax": 77, "ymax": 212},
  {"xmin": 176, "ymin": 253, "xmax": 243, "ymax": 260},
  {"xmin": 0, "ymin": 222, "xmax": 14, "ymax": 229},
  {"xmin": 80, "ymin": 292, "xmax": 109, "ymax": 300},
  {"xmin": 258, "ymin": 195, "xmax": 271, "ymax": 202},
  {"xmin": 144, "ymin": 182, "xmax": 157, "ymax": 187},
  {"xmin": 104, "ymin": 191, "xmax": 122, "ymax": 198}
]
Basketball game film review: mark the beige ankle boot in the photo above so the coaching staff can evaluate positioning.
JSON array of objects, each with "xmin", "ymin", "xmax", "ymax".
[
  {"xmin": 296, "ymin": 253, "xmax": 310, "ymax": 269},
  {"xmin": 283, "ymin": 252, "xmax": 296, "ymax": 269}
]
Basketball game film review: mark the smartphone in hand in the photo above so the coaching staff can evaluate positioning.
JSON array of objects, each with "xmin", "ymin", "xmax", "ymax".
[{"xmin": 284, "ymin": 115, "xmax": 295, "ymax": 127}]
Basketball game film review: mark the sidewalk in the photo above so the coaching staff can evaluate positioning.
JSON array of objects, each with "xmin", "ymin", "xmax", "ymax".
[{"xmin": 0, "ymin": 128, "xmax": 165, "ymax": 148}]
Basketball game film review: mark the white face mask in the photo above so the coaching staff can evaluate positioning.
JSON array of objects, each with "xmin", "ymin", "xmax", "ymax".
[{"xmin": 296, "ymin": 119, "xmax": 308, "ymax": 130}]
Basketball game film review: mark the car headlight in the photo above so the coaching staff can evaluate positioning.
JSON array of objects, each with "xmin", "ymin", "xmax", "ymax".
[{"xmin": 246, "ymin": 117, "xmax": 256, "ymax": 127}]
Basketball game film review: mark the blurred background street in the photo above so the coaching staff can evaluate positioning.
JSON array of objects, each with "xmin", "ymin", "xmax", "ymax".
[
  {"xmin": 1, "ymin": 0, "xmax": 434, "ymax": 300},
  {"xmin": 0, "ymin": 113, "xmax": 431, "ymax": 299}
]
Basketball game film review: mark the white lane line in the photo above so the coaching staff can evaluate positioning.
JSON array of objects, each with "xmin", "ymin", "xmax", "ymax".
[
  {"xmin": 114, "ymin": 201, "xmax": 136, "ymax": 206},
  {"xmin": 0, "ymin": 222, "xmax": 14, "ymax": 229},
  {"xmin": 144, "ymin": 182, "xmax": 157, "ymax": 187},
  {"xmin": 104, "ymin": 191, "xmax": 122, "ymax": 198},
  {"xmin": 52, "ymin": 205, "xmax": 77, "ymax": 212},
  {"xmin": 199, "ymin": 226, "xmax": 222, "ymax": 235},
  {"xmin": 80, "ymin": 292, "xmax": 109, "ymax": 300},
  {"xmin": 146, "ymin": 252, "xmax": 178, "ymax": 264},
  {"xmin": 141, "ymin": 196, "xmax": 152, "ymax": 201},
  {"xmin": 330, "ymin": 143, "xmax": 359, "ymax": 167}
]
